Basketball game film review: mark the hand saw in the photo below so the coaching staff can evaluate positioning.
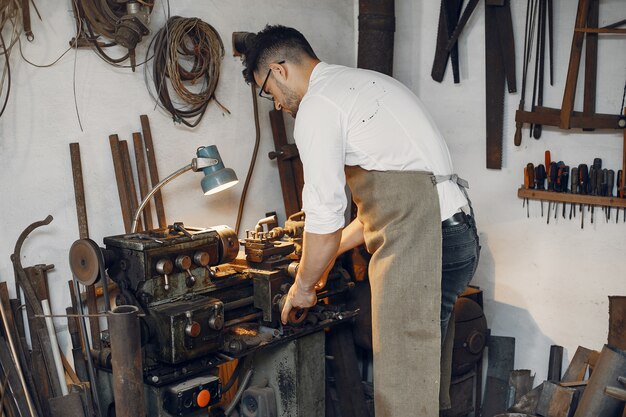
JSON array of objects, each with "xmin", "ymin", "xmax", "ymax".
[
  {"xmin": 431, "ymin": 0, "xmax": 479, "ymax": 83},
  {"xmin": 485, "ymin": 0, "xmax": 516, "ymax": 169}
]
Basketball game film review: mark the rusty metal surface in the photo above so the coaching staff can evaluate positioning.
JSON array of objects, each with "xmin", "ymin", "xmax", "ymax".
[
  {"xmin": 536, "ymin": 380, "xmax": 579, "ymax": 417},
  {"xmin": 452, "ymin": 297, "xmax": 488, "ymax": 376},
  {"xmin": 483, "ymin": 336, "xmax": 516, "ymax": 416},
  {"xmin": 548, "ymin": 345, "xmax": 564, "ymax": 382},
  {"xmin": 609, "ymin": 296, "xmax": 626, "ymax": 350},
  {"xmin": 573, "ymin": 344, "xmax": 626, "ymax": 417},
  {"xmin": 509, "ymin": 382, "xmax": 543, "ymax": 414},
  {"xmin": 108, "ymin": 305, "xmax": 145, "ymax": 417},
  {"xmin": 562, "ymin": 346, "xmax": 596, "ymax": 382},
  {"xmin": 509, "ymin": 369, "xmax": 533, "ymax": 405},
  {"xmin": 358, "ymin": 0, "xmax": 395, "ymax": 76}
]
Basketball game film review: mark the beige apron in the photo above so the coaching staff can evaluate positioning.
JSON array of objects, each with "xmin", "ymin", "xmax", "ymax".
[{"xmin": 345, "ymin": 166, "xmax": 442, "ymax": 417}]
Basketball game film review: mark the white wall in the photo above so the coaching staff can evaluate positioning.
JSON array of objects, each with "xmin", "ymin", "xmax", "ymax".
[
  {"xmin": 1, "ymin": 0, "xmax": 624, "ymax": 393},
  {"xmin": 395, "ymin": 0, "xmax": 626, "ymax": 383},
  {"xmin": 0, "ymin": 0, "xmax": 356, "ymax": 358}
]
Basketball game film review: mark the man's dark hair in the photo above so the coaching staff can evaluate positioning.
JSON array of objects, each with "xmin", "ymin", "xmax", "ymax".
[{"xmin": 242, "ymin": 25, "xmax": 318, "ymax": 84}]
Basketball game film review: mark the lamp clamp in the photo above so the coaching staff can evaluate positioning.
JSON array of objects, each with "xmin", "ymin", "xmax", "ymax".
[{"xmin": 192, "ymin": 157, "xmax": 219, "ymax": 171}]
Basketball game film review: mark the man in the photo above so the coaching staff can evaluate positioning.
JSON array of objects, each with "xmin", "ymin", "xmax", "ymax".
[{"xmin": 242, "ymin": 25, "xmax": 479, "ymax": 417}]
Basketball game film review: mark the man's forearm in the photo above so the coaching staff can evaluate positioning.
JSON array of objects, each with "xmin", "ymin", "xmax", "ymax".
[
  {"xmin": 297, "ymin": 230, "xmax": 342, "ymax": 289},
  {"xmin": 337, "ymin": 218, "xmax": 365, "ymax": 256}
]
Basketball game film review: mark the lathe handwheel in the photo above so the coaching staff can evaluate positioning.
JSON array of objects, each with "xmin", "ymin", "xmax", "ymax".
[{"xmin": 69, "ymin": 238, "xmax": 102, "ymax": 286}]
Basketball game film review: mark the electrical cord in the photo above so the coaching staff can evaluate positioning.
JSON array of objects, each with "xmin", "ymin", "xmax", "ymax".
[
  {"xmin": 73, "ymin": 0, "xmax": 153, "ymax": 69},
  {"xmin": 0, "ymin": 0, "xmax": 20, "ymax": 119},
  {"xmin": 234, "ymin": 83, "xmax": 261, "ymax": 236},
  {"xmin": 145, "ymin": 15, "xmax": 228, "ymax": 127},
  {"xmin": 0, "ymin": 32, "xmax": 11, "ymax": 118}
]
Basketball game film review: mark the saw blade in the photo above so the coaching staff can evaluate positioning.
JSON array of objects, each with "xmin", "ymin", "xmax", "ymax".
[{"xmin": 485, "ymin": 3, "xmax": 506, "ymax": 169}]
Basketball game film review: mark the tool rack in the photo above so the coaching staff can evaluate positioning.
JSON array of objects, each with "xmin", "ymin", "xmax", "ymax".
[{"xmin": 518, "ymin": 112, "xmax": 626, "ymax": 209}]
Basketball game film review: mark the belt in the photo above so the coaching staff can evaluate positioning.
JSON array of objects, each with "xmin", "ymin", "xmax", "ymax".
[{"xmin": 442, "ymin": 211, "xmax": 467, "ymax": 227}]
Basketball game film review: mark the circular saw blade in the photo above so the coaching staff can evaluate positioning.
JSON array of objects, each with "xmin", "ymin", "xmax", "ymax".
[{"xmin": 69, "ymin": 239, "xmax": 101, "ymax": 286}]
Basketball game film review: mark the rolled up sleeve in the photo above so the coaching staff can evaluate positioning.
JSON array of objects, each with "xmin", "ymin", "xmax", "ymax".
[{"xmin": 294, "ymin": 95, "xmax": 347, "ymax": 234}]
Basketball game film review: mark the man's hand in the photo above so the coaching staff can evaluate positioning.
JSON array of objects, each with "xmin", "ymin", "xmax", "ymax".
[{"xmin": 280, "ymin": 279, "xmax": 317, "ymax": 325}]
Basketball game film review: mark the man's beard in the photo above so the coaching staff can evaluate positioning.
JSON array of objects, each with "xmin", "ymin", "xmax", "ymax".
[{"xmin": 276, "ymin": 80, "xmax": 302, "ymax": 118}]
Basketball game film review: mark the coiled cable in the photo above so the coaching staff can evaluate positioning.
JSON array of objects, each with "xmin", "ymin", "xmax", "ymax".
[{"xmin": 145, "ymin": 16, "xmax": 228, "ymax": 127}]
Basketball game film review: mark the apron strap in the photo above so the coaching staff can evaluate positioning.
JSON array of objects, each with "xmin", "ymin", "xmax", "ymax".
[{"xmin": 432, "ymin": 174, "xmax": 476, "ymax": 220}]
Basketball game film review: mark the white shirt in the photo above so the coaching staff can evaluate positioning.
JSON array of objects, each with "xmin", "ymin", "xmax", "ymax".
[{"xmin": 294, "ymin": 62, "xmax": 468, "ymax": 234}]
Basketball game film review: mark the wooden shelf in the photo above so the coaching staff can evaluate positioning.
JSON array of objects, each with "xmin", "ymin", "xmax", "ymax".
[{"xmin": 518, "ymin": 188, "xmax": 626, "ymax": 208}]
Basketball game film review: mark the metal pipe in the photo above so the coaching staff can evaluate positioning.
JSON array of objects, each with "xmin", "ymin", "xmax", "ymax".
[
  {"xmin": 108, "ymin": 305, "xmax": 145, "ymax": 417},
  {"xmin": 72, "ymin": 278, "xmax": 102, "ymax": 417},
  {"xmin": 41, "ymin": 300, "xmax": 68, "ymax": 396},
  {"xmin": 358, "ymin": 0, "xmax": 395, "ymax": 75},
  {"xmin": 224, "ymin": 368, "xmax": 254, "ymax": 416},
  {"xmin": 574, "ymin": 344, "xmax": 626, "ymax": 416},
  {"xmin": 224, "ymin": 312, "xmax": 263, "ymax": 328},
  {"xmin": 223, "ymin": 296, "xmax": 255, "ymax": 312}
]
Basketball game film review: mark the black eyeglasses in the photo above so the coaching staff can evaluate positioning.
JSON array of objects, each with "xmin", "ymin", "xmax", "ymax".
[{"xmin": 258, "ymin": 60, "xmax": 285, "ymax": 102}]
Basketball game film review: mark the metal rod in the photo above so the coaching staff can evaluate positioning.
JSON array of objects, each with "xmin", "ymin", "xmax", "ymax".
[
  {"xmin": 0, "ymin": 294, "xmax": 38, "ymax": 417},
  {"xmin": 72, "ymin": 278, "xmax": 102, "ymax": 417},
  {"xmin": 131, "ymin": 163, "xmax": 192, "ymax": 233}
]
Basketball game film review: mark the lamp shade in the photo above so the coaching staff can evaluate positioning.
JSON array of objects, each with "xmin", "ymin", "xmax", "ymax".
[{"xmin": 196, "ymin": 145, "xmax": 239, "ymax": 195}]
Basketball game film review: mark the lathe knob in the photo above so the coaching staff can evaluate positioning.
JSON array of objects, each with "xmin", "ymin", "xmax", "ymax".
[
  {"xmin": 156, "ymin": 258, "xmax": 173, "ymax": 274},
  {"xmin": 175, "ymin": 255, "xmax": 192, "ymax": 270},
  {"xmin": 156, "ymin": 259, "xmax": 173, "ymax": 291},
  {"xmin": 193, "ymin": 251, "xmax": 210, "ymax": 267},
  {"xmin": 185, "ymin": 321, "xmax": 202, "ymax": 338},
  {"xmin": 208, "ymin": 314, "xmax": 224, "ymax": 331}
]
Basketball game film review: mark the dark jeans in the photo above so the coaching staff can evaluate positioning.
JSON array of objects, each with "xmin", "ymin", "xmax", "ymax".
[{"xmin": 440, "ymin": 212, "xmax": 480, "ymax": 339}]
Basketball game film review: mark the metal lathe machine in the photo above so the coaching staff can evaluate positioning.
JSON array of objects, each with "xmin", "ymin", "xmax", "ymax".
[{"xmin": 69, "ymin": 212, "xmax": 356, "ymax": 417}]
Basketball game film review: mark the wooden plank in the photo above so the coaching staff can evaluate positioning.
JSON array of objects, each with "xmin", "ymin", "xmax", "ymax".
[
  {"xmin": 69, "ymin": 143, "xmax": 89, "ymax": 239},
  {"xmin": 119, "ymin": 140, "xmax": 142, "ymax": 232},
  {"xmin": 109, "ymin": 134, "xmax": 133, "ymax": 233},
  {"xmin": 560, "ymin": 0, "xmax": 592, "ymax": 129},
  {"xmin": 582, "ymin": 0, "xmax": 599, "ymax": 129},
  {"xmin": 132, "ymin": 132, "xmax": 154, "ymax": 230},
  {"xmin": 516, "ymin": 106, "xmax": 623, "ymax": 130},
  {"xmin": 140, "ymin": 115, "xmax": 167, "ymax": 228},
  {"xmin": 518, "ymin": 188, "xmax": 626, "ymax": 208},
  {"xmin": 574, "ymin": 27, "xmax": 626, "ymax": 34},
  {"xmin": 269, "ymin": 109, "xmax": 303, "ymax": 216}
]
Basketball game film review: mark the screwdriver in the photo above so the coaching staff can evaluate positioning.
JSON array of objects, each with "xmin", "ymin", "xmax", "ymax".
[
  {"xmin": 523, "ymin": 165, "xmax": 531, "ymax": 216},
  {"xmin": 618, "ymin": 170, "xmax": 623, "ymax": 223},
  {"xmin": 554, "ymin": 162, "xmax": 564, "ymax": 220},
  {"xmin": 547, "ymin": 162, "xmax": 558, "ymax": 224},
  {"xmin": 570, "ymin": 167, "xmax": 578, "ymax": 219},
  {"xmin": 601, "ymin": 169, "xmax": 608, "ymax": 222},
  {"xmin": 591, "ymin": 158, "xmax": 602, "ymax": 224},
  {"xmin": 607, "ymin": 169, "xmax": 614, "ymax": 221},
  {"xmin": 535, "ymin": 164, "xmax": 546, "ymax": 216},
  {"xmin": 578, "ymin": 164, "xmax": 589, "ymax": 229},
  {"xmin": 559, "ymin": 166, "xmax": 569, "ymax": 218}
]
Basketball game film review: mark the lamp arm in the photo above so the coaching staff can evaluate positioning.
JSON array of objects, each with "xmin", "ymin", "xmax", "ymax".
[{"xmin": 131, "ymin": 163, "xmax": 193, "ymax": 233}]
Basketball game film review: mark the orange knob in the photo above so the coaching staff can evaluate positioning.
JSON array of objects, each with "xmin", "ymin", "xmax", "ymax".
[{"xmin": 196, "ymin": 389, "xmax": 211, "ymax": 408}]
